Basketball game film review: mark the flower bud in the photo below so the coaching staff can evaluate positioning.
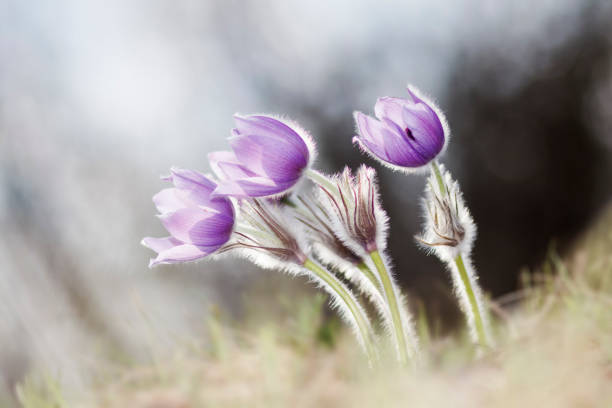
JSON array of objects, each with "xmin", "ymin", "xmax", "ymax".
[
  {"xmin": 416, "ymin": 164, "xmax": 476, "ymax": 262},
  {"xmin": 311, "ymin": 165, "xmax": 388, "ymax": 256}
]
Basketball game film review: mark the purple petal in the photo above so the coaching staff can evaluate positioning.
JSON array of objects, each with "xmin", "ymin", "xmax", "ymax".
[
  {"xmin": 148, "ymin": 243, "xmax": 215, "ymax": 267},
  {"xmin": 353, "ymin": 136, "xmax": 390, "ymax": 162},
  {"xmin": 167, "ymin": 168, "xmax": 233, "ymax": 216},
  {"xmin": 142, "ymin": 236, "xmax": 183, "ymax": 252},
  {"xmin": 380, "ymin": 130, "xmax": 428, "ymax": 167},
  {"xmin": 233, "ymin": 115, "xmax": 309, "ymax": 159},
  {"xmin": 208, "ymin": 151, "xmax": 257, "ymax": 180},
  {"xmin": 400, "ymin": 108, "xmax": 444, "ymax": 158},
  {"xmin": 374, "ymin": 97, "xmax": 411, "ymax": 125},
  {"xmin": 159, "ymin": 208, "xmax": 234, "ymax": 246},
  {"xmin": 354, "ymin": 112, "xmax": 387, "ymax": 145},
  {"xmin": 213, "ymin": 176, "xmax": 294, "ymax": 198},
  {"xmin": 406, "ymin": 86, "xmax": 426, "ymax": 105},
  {"xmin": 229, "ymin": 134, "xmax": 307, "ymax": 182},
  {"xmin": 354, "ymin": 112, "xmax": 400, "ymax": 159},
  {"xmin": 153, "ymin": 188, "xmax": 191, "ymax": 213}
]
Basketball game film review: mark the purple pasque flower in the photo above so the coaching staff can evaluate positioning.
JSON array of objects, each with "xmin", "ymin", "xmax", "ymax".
[
  {"xmin": 353, "ymin": 85, "xmax": 448, "ymax": 172},
  {"xmin": 209, "ymin": 114, "xmax": 315, "ymax": 198},
  {"xmin": 142, "ymin": 167, "xmax": 235, "ymax": 267}
]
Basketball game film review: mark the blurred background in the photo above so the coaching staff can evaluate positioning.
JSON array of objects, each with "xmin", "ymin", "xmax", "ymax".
[{"xmin": 1, "ymin": 0, "xmax": 611, "ymax": 395}]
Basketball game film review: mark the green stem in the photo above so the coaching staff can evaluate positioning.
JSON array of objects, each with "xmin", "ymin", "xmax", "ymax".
[
  {"xmin": 431, "ymin": 160, "xmax": 446, "ymax": 195},
  {"xmin": 357, "ymin": 262, "xmax": 382, "ymax": 293},
  {"xmin": 454, "ymin": 254, "xmax": 488, "ymax": 347},
  {"xmin": 303, "ymin": 258, "xmax": 377, "ymax": 362},
  {"xmin": 370, "ymin": 250, "xmax": 409, "ymax": 364},
  {"xmin": 306, "ymin": 169, "xmax": 337, "ymax": 192}
]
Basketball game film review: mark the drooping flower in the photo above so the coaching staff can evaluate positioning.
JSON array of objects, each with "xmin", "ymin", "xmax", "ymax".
[
  {"xmin": 353, "ymin": 85, "xmax": 448, "ymax": 172},
  {"xmin": 209, "ymin": 115, "xmax": 316, "ymax": 198},
  {"xmin": 142, "ymin": 168, "xmax": 235, "ymax": 267}
]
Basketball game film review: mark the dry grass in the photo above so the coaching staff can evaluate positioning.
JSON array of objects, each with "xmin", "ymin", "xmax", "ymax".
[{"xmin": 17, "ymin": 205, "xmax": 612, "ymax": 408}]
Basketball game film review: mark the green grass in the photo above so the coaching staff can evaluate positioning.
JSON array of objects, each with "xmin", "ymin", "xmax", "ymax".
[{"xmin": 16, "ymin": 205, "xmax": 612, "ymax": 407}]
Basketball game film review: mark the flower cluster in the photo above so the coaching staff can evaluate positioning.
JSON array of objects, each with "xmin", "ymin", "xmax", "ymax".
[{"xmin": 142, "ymin": 83, "xmax": 493, "ymax": 363}]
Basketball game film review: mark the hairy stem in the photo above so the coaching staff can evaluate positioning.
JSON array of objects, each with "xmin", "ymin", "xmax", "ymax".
[
  {"xmin": 370, "ymin": 250, "xmax": 410, "ymax": 364},
  {"xmin": 431, "ymin": 160, "xmax": 446, "ymax": 195},
  {"xmin": 357, "ymin": 262, "xmax": 382, "ymax": 293},
  {"xmin": 306, "ymin": 169, "xmax": 337, "ymax": 192},
  {"xmin": 303, "ymin": 258, "xmax": 377, "ymax": 362},
  {"xmin": 454, "ymin": 254, "xmax": 489, "ymax": 347}
]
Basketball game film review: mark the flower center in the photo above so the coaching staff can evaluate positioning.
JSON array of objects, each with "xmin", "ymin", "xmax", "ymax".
[{"xmin": 405, "ymin": 127, "xmax": 416, "ymax": 141}]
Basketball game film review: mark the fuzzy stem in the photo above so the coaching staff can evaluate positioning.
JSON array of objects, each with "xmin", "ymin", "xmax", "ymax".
[
  {"xmin": 357, "ymin": 262, "xmax": 382, "ymax": 293},
  {"xmin": 303, "ymin": 258, "xmax": 377, "ymax": 362},
  {"xmin": 454, "ymin": 254, "xmax": 489, "ymax": 347},
  {"xmin": 431, "ymin": 160, "xmax": 446, "ymax": 195},
  {"xmin": 369, "ymin": 250, "xmax": 409, "ymax": 364},
  {"xmin": 306, "ymin": 169, "xmax": 337, "ymax": 192}
]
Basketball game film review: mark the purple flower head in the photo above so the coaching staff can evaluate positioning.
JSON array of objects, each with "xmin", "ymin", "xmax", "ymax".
[
  {"xmin": 142, "ymin": 168, "xmax": 235, "ymax": 267},
  {"xmin": 209, "ymin": 115, "xmax": 316, "ymax": 198},
  {"xmin": 353, "ymin": 85, "xmax": 449, "ymax": 172}
]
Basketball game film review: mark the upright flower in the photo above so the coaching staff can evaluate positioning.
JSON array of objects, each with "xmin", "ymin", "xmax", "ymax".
[
  {"xmin": 209, "ymin": 115, "xmax": 316, "ymax": 198},
  {"xmin": 291, "ymin": 193, "xmax": 393, "ymax": 342},
  {"xmin": 353, "ymin": 85, "xmax": 448, "ymax": 172},
  {"xmin": 311, "ymin": 166, "xmax": 418, "ymax": 364},
  {"xmin": 416, "ymin": 163, "xmax": 491, "ymax": 347},
  {"xmin": 311, "ymin": 166, "xmax": 387, "ymax": 256},
  {"xmin": 142, "ymin": 168, "xmax": 235, "ymax": 267}
]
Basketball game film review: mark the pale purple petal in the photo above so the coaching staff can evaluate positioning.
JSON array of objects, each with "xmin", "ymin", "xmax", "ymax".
[
  {"xmin": 149, "ymin": 243, "xmax": 214, "ymax": 267},
  {"xmin": 168, "ymin": 168, "xmax": 233, "ymax": 215},
  {"xmin": 159, "ymin": 208, "xmax": 233, "ymax": 246},
  {"xmin": 406, "ymin": 86, "xmax": 426, "ymax": 105},
  {"xmin": 141, "ymin": 236, "xmax": 182, "ymax": 253},
  {"xmin": 153, "ymin": 188, "xmax": 191, "ymax": 213},
  {"xmin": 354, "ymin": 112, "xmax": 387, "ymax": 146},
  {"xmin": 213, "ymin": 176, "xmax": 294, "ymax": 198},
  {"xmin": 229, "ymin": 134, "xmax": 307, "ymax": 181},
  {"xmin": 208, "ymin": 151, "xmax": 258, "ymax": 180},
  {"xmin": 374, "ymin": 97, "xmax": 409, "ymax": 125},
  {"xmin": 233, "ymin": 115, "xmax": 309, "ymax": 158}
]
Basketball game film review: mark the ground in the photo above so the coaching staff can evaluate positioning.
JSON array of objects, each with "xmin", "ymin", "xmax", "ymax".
[{"xmin": 16, "ymin": 205, "xmax": 612, "ymax": 408}]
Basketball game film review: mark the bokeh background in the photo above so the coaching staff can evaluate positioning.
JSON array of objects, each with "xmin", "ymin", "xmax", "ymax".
[{"xmin": 1, "ymin": 0, "xmax": 611, "ymax": 394}]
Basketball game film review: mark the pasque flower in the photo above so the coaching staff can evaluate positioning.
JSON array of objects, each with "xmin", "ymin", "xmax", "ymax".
[
  {"xmin": 221, "ymin": 198, "xmax": 377, "ymax": 360},
  {"xmin": 310, "ymin": 166, "xmax": 418, "ymax": 364},
  {"xmin": 416, "ymin": 163, "xmax": 476, "ymax": 262},
  {"xmin": 416, "ymin": 163, "xmax": 491, "ymax": 347},
  {"xmin": 142, "ymin": 168, "xmax": 235, "ymax": 267},
  {"xmin": 209, "ymin": 115, "xmax": 316, "ymax": 198},
  {"xmin": 311, "ymin": 166, "xmax": 387, "ymax": 255},
  {"xmin": 353, "ymin": 85, "xmax": 448, "ymax": 171}
]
